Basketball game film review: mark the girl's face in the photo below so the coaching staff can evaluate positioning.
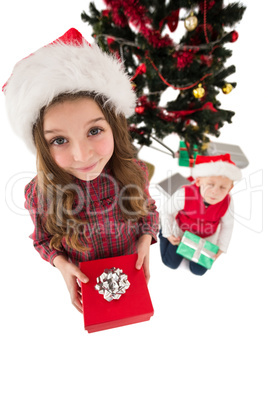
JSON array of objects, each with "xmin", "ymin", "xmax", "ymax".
[
  {"xmin": 43, "ymin": 98, "xmax": 114, "ymax": 181},
  {"xmin": 195, "ymin": 176, "xmax": 233, "ymax": 205}
]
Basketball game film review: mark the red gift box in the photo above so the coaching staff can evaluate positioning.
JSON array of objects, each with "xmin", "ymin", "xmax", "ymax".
[{"xmin": 80, "ymin": 254, "xmax": 154, "ymax": 333}]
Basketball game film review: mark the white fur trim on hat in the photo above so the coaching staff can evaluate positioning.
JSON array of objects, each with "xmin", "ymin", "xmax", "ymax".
[
  {"xmin": 193, "ymin": 160, "xmax": 242, "ymax": 181},
  {"xmin": 3, "ymin": 32, "xmax": 136, "ymax": 154}
]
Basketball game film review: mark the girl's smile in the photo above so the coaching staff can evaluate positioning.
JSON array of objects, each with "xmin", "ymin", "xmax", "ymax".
[
  {"xmin": 74, "ymin": 161, "xmax": 99, "ymax": 173},
  {"xmin": 43, "ymin": 98, "xmax": 114, "ymax": 181}
]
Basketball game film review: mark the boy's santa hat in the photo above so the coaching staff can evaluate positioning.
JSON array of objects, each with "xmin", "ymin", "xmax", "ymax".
[
  {"xmin": 193, "ymin": 153, "xmax": 242, "ymax": 181},
  {"xmin": 3, "ymin": 28, "xmax": 136, "ymax": 154}
]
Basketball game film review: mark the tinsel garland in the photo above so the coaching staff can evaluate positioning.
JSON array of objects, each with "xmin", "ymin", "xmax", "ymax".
[{"xmin": 103, "ymin": 0, "xmax": 173, "ymax": 48}]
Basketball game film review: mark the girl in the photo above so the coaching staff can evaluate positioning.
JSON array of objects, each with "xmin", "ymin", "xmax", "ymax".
[{"xmin": 3, "ymin": 28, "xmax": 159, "ymax": 313}]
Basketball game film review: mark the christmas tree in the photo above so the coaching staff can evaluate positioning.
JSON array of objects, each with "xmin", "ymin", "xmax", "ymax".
[{"xmin": 81, "ymin": 0, "xmax": 246, "ymax": 158}]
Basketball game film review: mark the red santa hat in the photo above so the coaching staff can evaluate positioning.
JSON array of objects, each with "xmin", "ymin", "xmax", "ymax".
[
  {"xmin": 193, "ymin": 153, "xmax": 242, "ymax": 181},
  {"xmin": 3, "ymin": 28, "xmax": 136, "ymax": 154}
]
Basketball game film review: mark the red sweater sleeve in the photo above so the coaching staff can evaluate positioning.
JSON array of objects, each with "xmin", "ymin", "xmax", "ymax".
[{"xmin": 24, "ymin": 177, "xmax": 66, "ymax": 265}]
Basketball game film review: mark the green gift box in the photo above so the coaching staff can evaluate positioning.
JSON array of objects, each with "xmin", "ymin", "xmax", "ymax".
[
  {"xmin": 176, "ymin": 231, "xmax": 219, "ymax": 269},
  {"xmin": 178, "ymin": 141, "xmax": 199, "ymax": 167}
]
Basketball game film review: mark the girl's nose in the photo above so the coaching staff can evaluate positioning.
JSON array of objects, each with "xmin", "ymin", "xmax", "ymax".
[{"xmin": 72, "ymin": 141, "xmax": 93, "ymax": 162}]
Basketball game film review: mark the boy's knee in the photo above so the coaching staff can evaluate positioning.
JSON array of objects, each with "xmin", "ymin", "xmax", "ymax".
[
  {"xmin": 189, "ymin": 264, "xmax": 207, "ymax": 276},
  {"xmin": 161, "ymin": 255, "xmax": 180, "ymax": 269}
]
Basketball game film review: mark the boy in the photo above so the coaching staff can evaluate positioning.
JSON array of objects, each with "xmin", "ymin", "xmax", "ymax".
[{"xmin": 159, "ymin": 154, "xmax": 242, "ymax": 275}]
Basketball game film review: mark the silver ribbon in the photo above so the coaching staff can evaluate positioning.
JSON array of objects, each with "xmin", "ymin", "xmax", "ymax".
[
  {"xmin": 95, "ymin": 268, "xmax": 130, "ymax": 302},
  {"xmin": 182, "ymin": 237, "xmax": 216, "ymax": 262}
]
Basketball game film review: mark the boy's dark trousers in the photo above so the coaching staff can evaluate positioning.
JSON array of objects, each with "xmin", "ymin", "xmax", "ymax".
[{"xmin": 159, "ymin": 230, "xmax": 208, "ymax": 276}]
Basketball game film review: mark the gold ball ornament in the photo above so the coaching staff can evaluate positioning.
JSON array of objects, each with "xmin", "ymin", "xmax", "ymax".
[
  {"xmin": 185, "ymin": 119, "xmax": 199, "ymax": 131},
  {"xmin": 201, "ymin": 141, "xmax": 210, "ymax": 151},
  {"xmin": 193, "ymin": 83, "xmax": 205, "ymax": 99},
  {"xmin": 184, "ymin": 12, "xmax": 198, "ymax": 31},
  {"xmin": 222, "ymin": 83, "xmax": 233, "ymax": 94}
]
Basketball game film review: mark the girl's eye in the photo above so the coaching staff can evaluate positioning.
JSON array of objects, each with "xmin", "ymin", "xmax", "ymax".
[
  {"xmin": 89, "ymin": 127, "xmax": 102, "ymax": 136},
  {"xmin": 51, "ymin": 137, "xmax": 67, "ymax": 146}
]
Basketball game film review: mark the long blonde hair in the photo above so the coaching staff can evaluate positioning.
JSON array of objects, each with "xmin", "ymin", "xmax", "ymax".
[{"xmin": 33, "ymin": 92, "xmax": 149, "ymax": 252}]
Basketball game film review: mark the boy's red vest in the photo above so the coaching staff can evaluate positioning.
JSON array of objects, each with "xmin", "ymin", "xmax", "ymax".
[{"xmin": 176, "ymin": 184, "xmax": 230, "ymax": 237}]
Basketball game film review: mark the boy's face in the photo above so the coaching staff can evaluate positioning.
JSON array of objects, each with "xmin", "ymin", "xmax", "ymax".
[{"xmin": 195, "ymin": 176, "xmax": 233, "ymax": 205}]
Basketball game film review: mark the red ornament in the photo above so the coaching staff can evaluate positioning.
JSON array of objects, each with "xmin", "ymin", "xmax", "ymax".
[
  {"xmin": 230, "ymin": 30, "xmax": 239, "ymax": 42},
  {"xmin": 167, "ymin": 9, "xmax": 180, "ymax": 32},
  {"xmin": 135, "ymin": 106, "xmax": 145, "ymax": 114}
]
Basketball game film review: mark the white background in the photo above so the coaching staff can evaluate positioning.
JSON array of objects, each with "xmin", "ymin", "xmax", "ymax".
[{"xmin": 1, "ymin": 1, "xmax": 267, "ymax": 401}]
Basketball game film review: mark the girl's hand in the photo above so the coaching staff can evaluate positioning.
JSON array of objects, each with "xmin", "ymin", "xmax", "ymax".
[
  {"xmin": 53, "ymin": 255, "xmax": 89, "ymax": 313},
  {"xmin": 135, "ymin": 234, "xmax": 152, "ymax": 284},
  {"xmin": 168, "ymin": 235, "xmax": 181, "ymax": 246}
]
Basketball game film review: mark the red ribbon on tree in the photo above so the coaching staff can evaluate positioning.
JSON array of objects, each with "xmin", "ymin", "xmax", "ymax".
[
  {"xmin": 131, "ymin": 63, "xmax": 147, "ymax": 81},
  {"xmin": 145, "ymin": 51, "xmax": 213, "ymax": 91},
  {"xmin": 158, "ymin": 102, "xmax": 217, "ymax": 122}
]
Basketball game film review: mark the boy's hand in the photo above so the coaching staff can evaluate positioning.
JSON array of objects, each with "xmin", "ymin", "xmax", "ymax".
[
  {"xmin": 214, "ymin": 249, "xmax": 223, "ymax": 260},
  {"xmin": 53, "ymin": 255, "xmax": 89, "ymax": 313},
  {"xmin": 168, "ymin": 235, "xmax": 181, "ymax": 246},
  {"xmin": 135, "ymin": 234, "xmax": 152, "ymax": 284}
]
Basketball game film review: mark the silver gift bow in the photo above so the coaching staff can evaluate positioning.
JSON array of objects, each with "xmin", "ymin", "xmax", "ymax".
[
  {"xmin": 95, "ymin": 268, "xmax": 130, "ymax": 302},
  {"xmin": 182, "ymin": 237, "xmax": 216, "ymax": 262}
]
